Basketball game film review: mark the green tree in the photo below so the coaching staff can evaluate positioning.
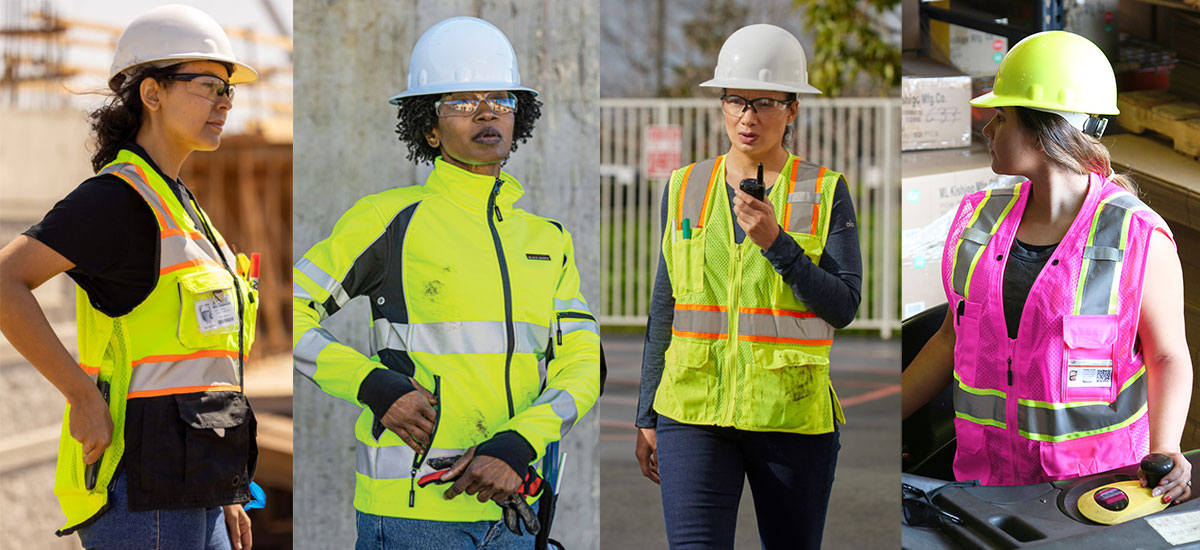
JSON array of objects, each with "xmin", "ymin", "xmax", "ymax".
[{"xmin": 795, "ymin": 0, "xmax": 900, "ymax": 97}]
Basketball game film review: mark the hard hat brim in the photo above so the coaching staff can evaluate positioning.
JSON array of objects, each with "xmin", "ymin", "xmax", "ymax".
[
  {"xmin": 109, "ymin": 53, "xmax": 258, "ymax": 91},
  {"xmin": 388, "ymin": 82, "xmax": 539, "ymax": 105},
  {"xmin": 699, "ymin": 77, "xmax": 822, "ymax": 95},
  {"xmin": 969, "ymin": 90, "xmax": 1119, "ymax": 116}
]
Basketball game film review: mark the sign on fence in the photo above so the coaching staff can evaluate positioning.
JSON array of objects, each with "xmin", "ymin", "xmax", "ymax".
[{"xmin": 643, "ymin": 124, "xmax": 681, "ymax": 180}]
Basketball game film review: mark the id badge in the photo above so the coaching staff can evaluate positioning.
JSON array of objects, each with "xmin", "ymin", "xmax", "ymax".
[
  {"xmin": 195, "ymin": 289, "xmax": 238, "ymax": 334},
  {"xmin": 1066, "ymin": 359, "xmax": 1113, "ymax": 389}
]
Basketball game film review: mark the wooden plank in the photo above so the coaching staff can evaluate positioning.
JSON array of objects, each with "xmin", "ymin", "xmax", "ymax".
[
  {"xmin": 1117, "ymin": 91, "xmax": 1200, "ymax": 156},
  {"xmin": 252, "ymin": 412, "xmax": 293, "ymax": 491}
]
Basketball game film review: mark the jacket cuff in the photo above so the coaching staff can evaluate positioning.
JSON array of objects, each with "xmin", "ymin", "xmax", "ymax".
[
  {"xmin": 357, "ymin": 368, "xmax": 415, "ymax": 420},
  {"xmin": 762, "ymin": 226, "xmax": 803, "ymax": 268},
  {"xmin": 474, "ymin": 430, "xmax": 537, "ymax": 476}
]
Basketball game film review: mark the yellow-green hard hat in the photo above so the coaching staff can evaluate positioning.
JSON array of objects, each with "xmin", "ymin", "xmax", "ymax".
[{"xmin": 970, "ymin": 31, "xmax": 1118, "ymax": 115}]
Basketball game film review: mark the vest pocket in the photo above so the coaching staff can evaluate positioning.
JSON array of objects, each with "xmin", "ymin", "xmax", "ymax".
[
  {"xmin": 752, "ymin": 346, "xmax": 830, "ymax": 369},
  {"xmin": 177, "ymin": 269, "xmax": 240, "ymax": 350},
  {"xmin": 1061, "ymin": 314, "xmax": 1118, "ymax": 402},
  {"xmin": 661, "ymin": 339, "xmax": 715, "ymax": 415},
  {"xmin": 670, "ymin": 229, "xmax": 705, "ymax": 296}
]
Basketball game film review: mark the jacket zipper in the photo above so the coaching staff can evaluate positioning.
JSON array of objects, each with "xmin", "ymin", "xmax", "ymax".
[
  {"xmin": 488, "ymin": 177, "xmax": 517, "ymax": 419},
  {"xmin": 408, "ymin": 374, "xmax": 441, "ymax": 507},
  {"xmin": 556, "ymin": 311, "xmax": 596, "ymax": 345}
]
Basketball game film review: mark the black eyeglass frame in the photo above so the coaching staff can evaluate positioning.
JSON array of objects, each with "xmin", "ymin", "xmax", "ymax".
[
  {"xmin": 719, "ymin": 93, "xmax": 797, "ymax": 116},
  {"xmin": 164, "ymin": 73, "xmax": 236, "ymax": 100}
]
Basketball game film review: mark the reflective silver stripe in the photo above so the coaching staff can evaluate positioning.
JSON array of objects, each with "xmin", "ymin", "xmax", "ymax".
[
  {"xmin": 953, "ymin": 383, "xmax": 1008, "ymax": 428},
  {"xmin": 128, "ymin": 354, "xmax": 239, "ymax": 395},
  {"xmin": 558, "ymin": 319, "xmax": 598, "ymax": 337},
  {"xmin": 679, "ymin": 159, "xmax": 718, "ymax": 228},
  {"xmin": 672, "ymin": 308, "xmax": 727, "ymax": 336},
  {"xmin": 554, "ymin": 297, "xmax": 591, "ymax": 312},
  {"xmin": 1076, "ymin": 193, "xmax": 1148, "ymax": 316},
  {"xmin": 293, "ymin": 281, "xmax": 315, "ymax": 302},
  {"xmin": 294, "ymin": 327, "xmax": 337, "ymax": 385},
  {"xmin": 294, "ymin": 257, "xmax": 350, "ymax": 308},
  {"xmin": 737, "ymin": 310, "xmax": 834, "ymax": 343},
  {"xmin": 374, "ymin": 320, "xmax": 549, "ymax": 356},
  {"xmin": 785, "ymin": 163, "xmax": 824, "ymax": 234},
  {"xmin": 356, "ymin": 442, "xmax": 466, "ymax": 480},
  {"xmin": 951, "ymin": 187, "xmax": 1020, "ymax": 298},
  {"xmin": 100, "ymin": 163, "xmax": 179, "ymax": 232},
  {"xmin": 1017, "ymin": 370, "xmax": 1148, "ymax": 441},
  {"xmin": 787, "ymin": 191, "xmax": 819, "ymax": 204},
  {"xmin": 533, "ymin": 388, "xmax": 579, "ymax": 438}
]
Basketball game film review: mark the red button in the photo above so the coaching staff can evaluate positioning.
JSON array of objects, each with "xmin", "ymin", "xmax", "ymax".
[
  {"xmin": 993, "ymin": 39, "xmax": 1004, "ymax": 51},
  {"xmin": 1105, "ymin": 11, "xmax": 1114, "ymax": 23}
]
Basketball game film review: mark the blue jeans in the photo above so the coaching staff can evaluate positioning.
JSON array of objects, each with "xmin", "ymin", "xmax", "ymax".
[
  {"xmin": 355, "ymin": 509, "xmax": 537, "ymax": 550},
  {"xmin": 656, "ymin": 415, "xmax": 841, "ymax": 550},
  {"xmin": 77, "ymin": 470, "xmax": 231, "ymax": 550}
]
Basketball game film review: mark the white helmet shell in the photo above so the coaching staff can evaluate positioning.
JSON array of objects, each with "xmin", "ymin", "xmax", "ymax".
[
  {"xmin": 700, "ymin": 24, "xmax": 821, "ymax": 95},
  {"xmin": 389, "ymin": 16, "xmax": 538, "ymax": 104},
  {"xmin": 108, "ymin": 4, "xmax": 258, "ymax": 92}
]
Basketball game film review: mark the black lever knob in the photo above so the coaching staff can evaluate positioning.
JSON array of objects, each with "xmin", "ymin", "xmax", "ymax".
[{"xmin": 1140, "ymin": 453, "xmax": 1174, "ymax": 488}]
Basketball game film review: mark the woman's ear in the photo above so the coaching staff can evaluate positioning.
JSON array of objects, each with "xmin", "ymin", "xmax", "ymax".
[
  {"xmin": 426, "ymin": 127, "xmax": 440, "ymax": 148},
  {"xmin": 140, "ymin": 77, "xmax": 162, "ymax": 113}
]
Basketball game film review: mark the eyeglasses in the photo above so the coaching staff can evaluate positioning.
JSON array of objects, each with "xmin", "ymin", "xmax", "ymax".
[
  {"xmin": 902, "ymin": 483, "xmax": 963, "ymax": 528},
  {"xmin": 165, "ymin": 73, "xmax": 235, "ymax": 102},
  {"xmin": 434, "ymin": 92, "xmax": 518, "ymax": 117},
  {"xmin": 720, "ymin": 94, "xmax": 795, "ymax": 119}
]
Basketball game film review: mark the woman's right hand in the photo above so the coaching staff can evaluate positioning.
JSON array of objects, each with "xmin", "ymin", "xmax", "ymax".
[
  {"xmin": 68, "ymin": 384, "xmax": 114, "ymax": 465},
  {"xmin": 635, "ymin": 427, "xmax": 659, "ymax": 484}
]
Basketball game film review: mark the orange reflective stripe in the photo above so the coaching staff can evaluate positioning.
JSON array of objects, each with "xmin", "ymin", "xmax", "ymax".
[
  {"xmin": 697, "ymin": 156, "xmax": 722, "ymax": 228},
  {"xmin": 737, "ymin": 306, "xmax": 817, "ymax": 319},
  {"xmin": 127, "ymin": 384, "xmax": 241, "ymax": 399},
  {"xmin": 132, "ymin": 349, "xmax": 241, "ymax": 368},
  {"xmin": 79, "ymin": 363, "xmax": 100, "ymax": 375},
  {"xmin": 672, "ymin": 328, "xmax": 725, "ymax": 340},
  {"xmin": 675, "ymin": 303, "xmax": 727, "ymax": 312},
  {"xmin": 160, "ymin": 258, "xmax": 222, "ymax": 275},
  {"xmin": 739, "ymin": 334, "xmax": 833, "ymax": 345},
  {"xmin": 677, "ymin": 163, "xmax": 695, "ymax": 230},
  {"xmin": 783, "ymin": 158, "xmax": 801, "ymax": 227},
  {"xmin": 111, "ymin": 171, "xmax": 171, "ymax": 231},
  {"xmin": 812, "ymin": 166, "xmax": 826, "ymax": 235}
]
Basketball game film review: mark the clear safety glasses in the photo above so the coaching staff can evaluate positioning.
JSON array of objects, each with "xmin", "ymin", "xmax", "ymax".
[
  {"xmin": 166, "ymin": 73, "xmax": 236, "ymax": 102},
  {"xmin": 434, "ymin": 92, "xmax": 519, "ymax": 117},
  {"xmin": 720, "ymin": 94, "xmax": 794, "ymax": 119}
]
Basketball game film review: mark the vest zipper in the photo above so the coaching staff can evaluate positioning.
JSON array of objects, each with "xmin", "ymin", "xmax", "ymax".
[
  {"xmin": 408, "ymin": 374, "xmax": 441, "ymax": 507},
  {"xmin": 488, "ymin": 177, "xmax": 517, "ymax": 418},
  {"xmin": 725, "ymin": 243, "xmax": 744, "ymax": 425},
  {"xmin": 556, "ymin": 311, "xmax": 596, "ymax": 345},
  {"xmin": 1007, "ymin": 357, "xmax": 1012, "ymax": 386}
]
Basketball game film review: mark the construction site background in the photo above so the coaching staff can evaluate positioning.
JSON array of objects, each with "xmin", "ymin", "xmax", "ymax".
[
  {"xmin": 291, "ymin": 1, "xmax": 600, "ymax": 548},
  {"xmin": 0, "ymin": 1, "xmax": 293, "ymax": 548}
]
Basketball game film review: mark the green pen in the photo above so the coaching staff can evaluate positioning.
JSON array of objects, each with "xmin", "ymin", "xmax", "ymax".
[{"xmin": 682, "ymin": 218, "xmax": 692, "ymax": 240}]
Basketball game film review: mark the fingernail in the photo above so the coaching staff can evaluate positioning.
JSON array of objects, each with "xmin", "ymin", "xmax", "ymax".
[
  {"xmin": 1164, "ymin": 496, "xmax": 1172, "ymax": 504},
  {"xmin": 1153, "ymin": 488, "xmax": 1161, "ymax": 496}
]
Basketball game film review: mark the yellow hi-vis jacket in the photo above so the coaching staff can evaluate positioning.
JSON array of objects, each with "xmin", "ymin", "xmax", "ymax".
[
  {"xmin": 56, "ymin": 148, "xmax": 258, "ymax": 534},
  {"xmin": 656, "ymin": 154, "xmax": 845, "ymax": 434},
  {"xmin": 293, "ymin": 158, "xmax": 600, "ymax": 521}
]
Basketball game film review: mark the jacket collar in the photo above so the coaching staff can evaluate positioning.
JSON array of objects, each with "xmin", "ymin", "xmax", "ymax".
[{"xmin": 425, "ymin": 156, "xmax": 524, "ymax": 212}]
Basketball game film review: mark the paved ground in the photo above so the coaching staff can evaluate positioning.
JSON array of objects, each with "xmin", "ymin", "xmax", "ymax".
[{"xmin": 600, "ymin": 331, "xmax": 901, "ymax": 549}]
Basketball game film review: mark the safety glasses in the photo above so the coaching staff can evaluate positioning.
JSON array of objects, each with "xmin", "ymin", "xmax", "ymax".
[
  {"xmin": 902, "ymin": 483, "xmax": 964, "ymax": 528},
  {"xmin": 435, "ymin": 92, "xmax": 519, "ymax": 117},
  {"xmin": 720, "ymin": 94, "xmax": 795, "ymax": 119},
  {"xmin": 166, "ymin": 73, "xmax": 236, "ymax": 102}
]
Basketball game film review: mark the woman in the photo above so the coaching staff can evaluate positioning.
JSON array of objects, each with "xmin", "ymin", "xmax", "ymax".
[
  {"xmin": 635, "ymin": 24, "xmax": 863, "ymax": 550},
  {"xmin": 0, "ymin": 5, "xmax": 260, "ymax": 548},
  {"xmin": 901, "ymin": 31, "xmax": 1193, "ymax": 504}
]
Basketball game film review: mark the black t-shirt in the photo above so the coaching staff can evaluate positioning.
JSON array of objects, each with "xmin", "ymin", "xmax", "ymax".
[
  {"xmin": 1003, "ymin": 238, "xmax": 1059, "ymax": 339},
  {"xmin": 23, "ymin": 144, "xmax": 203, "ymax": 316}
]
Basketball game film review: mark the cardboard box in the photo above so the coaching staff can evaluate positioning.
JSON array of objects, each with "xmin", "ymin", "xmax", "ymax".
[
  {"xmin": 902, "ymin": 54, "xmax": 973, "ymax": 151},
  {"xmin": 901, "ymin": 144, "xmax": 1024, "ymax": 318}
]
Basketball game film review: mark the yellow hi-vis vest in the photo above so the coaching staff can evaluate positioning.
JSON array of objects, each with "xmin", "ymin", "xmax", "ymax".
[
  {"xmin": 656, "ymin": 154, "xmax": 846, "ymax": 433},
  {"xmin": 55, "ymin": 149, "xmax": 257, "ymax": 534},
  {"xmin": 293, "ymin": 158, "xmax": 600, "ymax": 522}
]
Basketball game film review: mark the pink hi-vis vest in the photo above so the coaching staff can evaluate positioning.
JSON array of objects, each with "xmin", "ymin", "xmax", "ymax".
[{"xmin": 941, "ymin": 173, "xmax": 1171, "ymax": 486}]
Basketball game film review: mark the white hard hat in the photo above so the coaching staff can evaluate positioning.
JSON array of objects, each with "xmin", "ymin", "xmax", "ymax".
[
  {"xmin": 700, "ymin": 24, "xmax": 821, "ymax": 95},
  {"xmin": 389, "ymin": 16, "xmax": 538, "ymax": 104},
  {"xmin": 108, "ymin": 4, "xmax": 258, "ymax": 92}
]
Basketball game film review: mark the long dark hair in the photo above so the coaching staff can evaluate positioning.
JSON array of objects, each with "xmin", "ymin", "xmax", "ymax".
[
  {"xmin": 1013, "ymin": 107, "xmax": 1136, "ymax": 193},
  {"xmin": 87, "ymin": 64, "xmax": 180, "ymax": 171}
]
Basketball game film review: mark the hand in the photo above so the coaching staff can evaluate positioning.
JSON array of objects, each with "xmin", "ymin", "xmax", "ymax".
[
  {"xmin": 380, "ymin": 378, "xmax": 438, "ymax": 453},
  {"xmin": 68, "ymin": 384, "xmax": 113, "ymax": 465},
  {"xmin": 1140, "ymin": 451, "xmax": 1192, "ymax": 505},
  {"xmin": 731, "ymin": 188, "xmax": 780, "ymax": 250},
  {"xmin": 223, "ymin": 504, "xmax": 252, "ymax": 550},
  {"xmin": 635, "ymin": 427, "xmax": 659, "ymax": 484},
  {"xmin": 442, "ymin": 446, "xmax": 523, "ymax": 504}
]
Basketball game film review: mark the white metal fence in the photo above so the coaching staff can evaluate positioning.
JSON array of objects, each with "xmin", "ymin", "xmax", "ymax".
[{"xmin": 598, "ymin": 97, "xmax": 902, "ymax": 336}]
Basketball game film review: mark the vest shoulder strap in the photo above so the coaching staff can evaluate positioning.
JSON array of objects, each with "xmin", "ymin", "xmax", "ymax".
[{"xmin": 676, "ymin": 157, "xmax": 721, "ymax": 231}]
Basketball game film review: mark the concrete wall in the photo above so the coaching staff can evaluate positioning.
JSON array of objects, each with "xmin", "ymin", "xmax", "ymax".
[{"xmin": 292, "ymin": 1, "xmax": 599, "ymax": 548}]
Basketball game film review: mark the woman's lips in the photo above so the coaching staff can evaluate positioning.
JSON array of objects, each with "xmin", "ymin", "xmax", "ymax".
[
  {"xmin": 473, "ymin": 127, "xmax": 502, "ymax": 144},
  {"xmin": 207, "ymin": 120, "xmax": 224, "ymax": 133},
  {"xmin": 738, "ymin": 132, "xmax": 758, "ymax": 144}
]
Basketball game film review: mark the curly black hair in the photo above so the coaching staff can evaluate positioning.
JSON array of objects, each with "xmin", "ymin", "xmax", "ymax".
[{"xmin": 394, "ymin": 91, "xmax": 542, "ymax": 165}]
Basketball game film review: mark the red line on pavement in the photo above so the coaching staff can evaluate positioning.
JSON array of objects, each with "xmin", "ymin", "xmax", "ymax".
[{"xmin": 839, "ymin": 384, "xmax": 902, "ymax": 407}]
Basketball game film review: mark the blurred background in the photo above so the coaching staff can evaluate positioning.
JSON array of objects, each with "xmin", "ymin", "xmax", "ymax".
[
  {"xmin": 596, "ymin": 1, "xmax": 903, "ymax": 548},
  {"xmin": 0, "ymin": 1, "xmax": 293, "ymax": 548}
]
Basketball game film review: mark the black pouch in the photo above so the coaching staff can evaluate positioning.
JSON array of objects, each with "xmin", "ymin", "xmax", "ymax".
[{"xmin": 126, "ymin": 391, "xmax": 257, "ymax": 511}]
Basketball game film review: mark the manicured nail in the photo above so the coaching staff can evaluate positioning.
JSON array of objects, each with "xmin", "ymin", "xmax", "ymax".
[
  {"xmin": 1152, "ymin": 488, "xmax": 1161, "ymax": 497},
  {"xmin": 1164, "ymin": 495, "xmax": 1173, "ymax": 504}
]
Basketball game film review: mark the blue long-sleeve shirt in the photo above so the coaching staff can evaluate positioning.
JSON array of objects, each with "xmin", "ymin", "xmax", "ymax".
[{"xmin": 635, "ymin": 177, "xmax": 863, "ymax": 428}]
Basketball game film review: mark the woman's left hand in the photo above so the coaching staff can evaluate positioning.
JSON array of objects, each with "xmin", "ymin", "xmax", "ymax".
[
  {"xmin": 1139, "ymin": 451, "xmax": 1192, "ymax": 505},
  {"xmin": 223, "ymin": 504, "xmax": 253, "ymax": 550},
  {"xmin": 732, "ymin": 188, "xmax": 780, "ymax": 250}
]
